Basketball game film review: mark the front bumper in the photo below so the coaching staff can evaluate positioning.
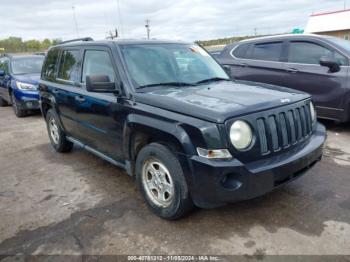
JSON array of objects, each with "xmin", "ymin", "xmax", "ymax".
[
  {"xmin": 187, "ymin": 123, "xmax": 326, "ymax": 208},
  {"xmin": 13, "ymin": 89, "xmax": 40, "ymax": 110}
]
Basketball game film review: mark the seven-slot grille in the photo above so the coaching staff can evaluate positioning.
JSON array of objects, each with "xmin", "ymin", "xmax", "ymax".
[{"xmin": 256, "ymin": 102, "xmax": 313, "ymax": 155}]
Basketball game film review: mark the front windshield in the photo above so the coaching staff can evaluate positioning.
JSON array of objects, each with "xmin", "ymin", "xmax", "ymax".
[
  {"xmin": 120, "ymin": 43, "xmax": 229, "ymax": 88},
  {"xmin": 328, "ymin": 37, "xmax": 350, "ymax": 53},
  {"xmin": 11, "ymin": 56, "xmax": 44, "ymax": 75}
]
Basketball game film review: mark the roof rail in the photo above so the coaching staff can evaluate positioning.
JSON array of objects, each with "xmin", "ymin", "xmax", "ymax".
[{"xmin": 58, "ymin": 37, "xmax": 93, "ymax": 45}]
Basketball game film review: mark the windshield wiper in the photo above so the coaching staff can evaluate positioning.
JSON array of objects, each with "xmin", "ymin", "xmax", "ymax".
[
  {"xmin": 138, "ymin": 82, "xmax": 195, "ymax": 89},
  {"xmin": 196, "ymin": 77, "xmax": 230, "ymax": 85}
]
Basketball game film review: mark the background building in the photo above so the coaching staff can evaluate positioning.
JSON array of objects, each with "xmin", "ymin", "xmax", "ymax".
[{"xmin": 305, "ymin": 9, "xmax": 350, "ymax": 40}]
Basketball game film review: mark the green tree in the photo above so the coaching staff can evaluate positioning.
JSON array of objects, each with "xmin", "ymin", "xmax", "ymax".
[
  {"xmin": 52, "ymin": 38, "xmax": 62, "ymax": 46},
  {"xmin": 0, "ymin": 37, "xmax": 60, "ymax": 53},
  {"xmin": 25, "ymin": 40, "xmax": 41, "ymax": 52},
  {"xmin": 41, "ymin": 39, "xmax": 52, "ymax": 50}
]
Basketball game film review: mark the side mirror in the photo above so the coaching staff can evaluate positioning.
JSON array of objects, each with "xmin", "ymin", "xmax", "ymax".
[
  {"xmin": 0, "ymin": 69, "xmax": 5, "ymax": 77},
  {"xmin": 320, "ymin": 56, "xmax": 340, "ymax": 73},
  {"xmin": 86, "ymin": 75, "xmax": 118, "ymax": 93}
]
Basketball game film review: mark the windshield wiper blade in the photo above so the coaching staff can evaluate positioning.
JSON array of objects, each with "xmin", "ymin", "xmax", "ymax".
[
  {"xmin": 196, "ymin": 77, "xmax": 230, "ymax": 85},
  {"xmin": 138, "ymin": 82, "xmax": 195, "ymax": 89}
]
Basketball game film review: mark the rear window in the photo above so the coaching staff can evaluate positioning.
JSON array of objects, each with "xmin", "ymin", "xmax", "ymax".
[
  {"xmin": 57, "ymin": 50, "xmax": 80, "ymax": 82},
  {"xmin": 249, "ymin": 42, "xmax": 283, "ymax": 62}
]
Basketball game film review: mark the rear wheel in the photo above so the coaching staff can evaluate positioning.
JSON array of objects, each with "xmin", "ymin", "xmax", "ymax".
[
  {"xmin": 45, "ymin": 109, "xmax": 73, "ymax": 153},
  {"xmin": 11, "ymin": 92, "xmax": 26, "ymax": 117},
  {"xmin": 136, "ymin": 143, "xmax": 194, "ymax": 220}
]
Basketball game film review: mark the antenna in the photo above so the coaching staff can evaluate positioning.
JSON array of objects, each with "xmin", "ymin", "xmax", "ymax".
[
  {"xmin": 72, "ymin": 5, "xmax": 79, "ymax": 38},
  {"xmin": 145, "ymin": 19, "xmax": 151, "ymax": 39},
  {"xmin": 116, "ymin": 0, "xmax": 124, "ymax": 37}
]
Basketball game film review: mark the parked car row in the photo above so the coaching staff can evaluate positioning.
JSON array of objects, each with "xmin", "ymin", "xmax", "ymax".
[
  {"xmin": 217, "ymin": 34, "xmax": 350, "ymax": 123},
  {"xmin": 0, "ymin": 37, "xmax": 327, "ymax": 220}
]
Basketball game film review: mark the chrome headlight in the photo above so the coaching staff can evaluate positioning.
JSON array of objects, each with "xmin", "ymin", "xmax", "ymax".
[
  {"xmin": 230, "ymin": 120, "xmax": 253, "ymax": 150},
  {"xmin": 16, "ymin": 81, "xmax": 37, "ymax": 90},
  {"xmin": 310, "ymin": 102, "xmax": 316, "ymax": 123}
]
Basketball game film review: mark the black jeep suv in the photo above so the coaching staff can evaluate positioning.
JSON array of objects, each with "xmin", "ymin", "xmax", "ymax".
[{"xmin": 39, "ymin": 38, "xmax": 326, "ymax": 219}]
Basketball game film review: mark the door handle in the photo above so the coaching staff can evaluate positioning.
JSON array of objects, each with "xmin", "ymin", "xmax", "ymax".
[
  {"xmin": 75, "ymin": 95, "xmax": 85, "ymax": 102},
  {"xmin": 239, "ymin": 63, "xmax": 248, "ymax": 67},
  {"xmin": 286, "ymin": 68, "xmax": 299, "ymax": 73},
  {"xmin": 52, "ymin": 89, "xmax": 59, "ymax": 94}
]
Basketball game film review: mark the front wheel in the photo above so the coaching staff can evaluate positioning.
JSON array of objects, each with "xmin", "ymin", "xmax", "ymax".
[
  {"xmin": 0, "ymin": 96, "xmax": 8, "ymax": 107},
  {"xmin": 11, "ymin": 93, "xmax": 26, "ymax": 117},
  {"xmin": 136, "ymin": 143, "xmax": 194, "ymax": 220},
  {"xmin": 45, "ymin": 109, "xmax": 73, "ymax": 153}
]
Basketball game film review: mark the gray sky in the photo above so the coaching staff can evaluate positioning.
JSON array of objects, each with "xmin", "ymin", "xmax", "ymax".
[{"xmin": 0, "ymin": 0, "xmax": 347, "ymax": 41}]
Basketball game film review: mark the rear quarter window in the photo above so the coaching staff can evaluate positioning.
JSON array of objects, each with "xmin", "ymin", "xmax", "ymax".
[{"xmin": 231, "ymin": 43, "xmax": 250, "ymax": 58}]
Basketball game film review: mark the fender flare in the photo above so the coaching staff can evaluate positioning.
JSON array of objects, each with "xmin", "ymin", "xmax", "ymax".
[{"xmin": 123, "ymin": 114, "xmax": 196, "ymax": 160}]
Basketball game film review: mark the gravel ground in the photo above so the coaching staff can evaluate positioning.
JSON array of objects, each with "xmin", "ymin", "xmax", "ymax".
[{"xmin": 0, "ymin": 106, "xmax": 349, "ymax": 259}]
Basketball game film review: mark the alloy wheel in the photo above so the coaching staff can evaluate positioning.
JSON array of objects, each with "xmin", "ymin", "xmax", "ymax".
[
  {"xmin": 49, "ymin": 118, "xmax": 60, "ymax": 144},
  {"xmin": 142, "ymin": 159, "xmax": 175, "ymax": 207}
]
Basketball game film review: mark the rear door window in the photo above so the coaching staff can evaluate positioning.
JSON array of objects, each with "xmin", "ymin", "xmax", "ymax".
[
  {"xmin": 57, "ymin": 49, "xmax": 81, "ymax": 83},
  {"xmin": 249, "ymin": 42, "xmax": 283, "ymax": 61}
]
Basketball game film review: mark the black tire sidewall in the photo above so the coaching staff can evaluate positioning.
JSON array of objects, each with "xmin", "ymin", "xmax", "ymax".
[
  {"xmin": 11, "ymin": 93, "xmax": 25, "ymax": 117},
  {"xmin": 45, "ymin": 109, "xmax": 72, "ymax": 152},
  {"xmin": 0, "ymin": 97, "xmax": 8, "ymax": 107},
  {"xmin": 135, "ymin": 143, "xmax": 192, "ymax": 219}
]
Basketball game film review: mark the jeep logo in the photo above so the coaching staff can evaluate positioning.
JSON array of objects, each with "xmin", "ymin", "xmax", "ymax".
[{"xmin": 281, "ymin": 98, "xmax": 291, "ymax": 103}]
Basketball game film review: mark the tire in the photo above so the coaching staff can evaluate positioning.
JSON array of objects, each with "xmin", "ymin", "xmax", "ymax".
[
  {"xmin": 45, "ymin": 109, "xmax": 73, "ymax": 153},
  {"xmin": 11, "ymin": 92, "xmax": 26, "ymax": 117},
  {"xmin": 135, "ymin": 143, "xmax": 194, "ymax": 220},
  {"xmin": 0, "ymin": 96, "xmax": 8, "ymax": 107}
]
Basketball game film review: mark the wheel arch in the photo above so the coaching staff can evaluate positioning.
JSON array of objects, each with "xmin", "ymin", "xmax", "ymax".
[
  {"xmin": 41, "ymin": 96, "xmax": 65, "ymax": 132},
  {"xmin": 123, "ymin": 114, "xmax": 196, "ymax": 175}
]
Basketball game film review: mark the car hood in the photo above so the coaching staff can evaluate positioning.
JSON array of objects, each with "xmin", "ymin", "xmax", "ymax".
[
  {"xmin": 13, "ymin": 73, "xmax": 40, "ymax": 85},
  {"xmin": 134, "ymin": 80, "xmax": 310, "ymax": 123}
]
